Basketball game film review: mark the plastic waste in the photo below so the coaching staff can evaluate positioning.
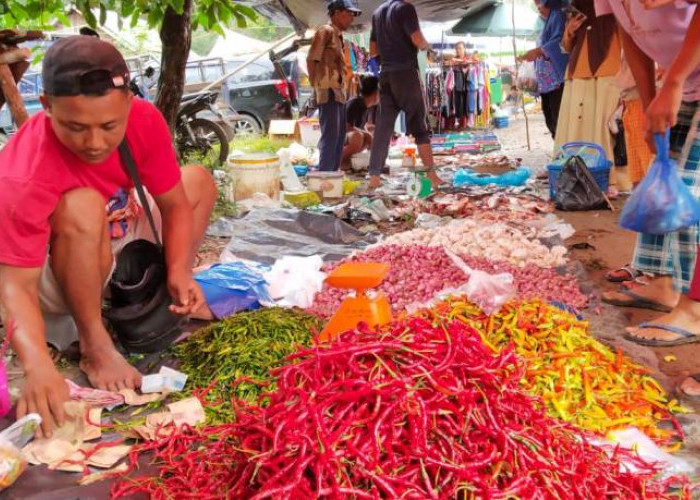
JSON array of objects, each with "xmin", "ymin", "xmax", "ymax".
[
  {"xmin": 554, "ymin": 155, "xmax": 608, "ymax": 211},
  {"xmin": 620, "ymin": 131, "xmax": 700, "ymax": 234},
  {"xmin": 453, "ymin": 167, "xmax": 531, "ymax": 187},
  {"xmin": 194, "ymin": 262, "xmax": 271, "ymax": 319},
  {"xmin": 0, "ymin": 415, "xmax": 41, "ymax": 491},
  {"xmin": 442, "ymin": 250, "xmax": 515, "ymax": 316},
  {"xmin": 264, "ymin": 255, "xmax": 326, "ymax": 308}
]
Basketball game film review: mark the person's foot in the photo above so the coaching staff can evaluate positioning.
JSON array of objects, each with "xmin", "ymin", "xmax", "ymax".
[
  {"xmin": 426, "ymin": 170, "xmax": 442, "ymax": 188},
  {"xmin": 625, "ymin": 296, "xmax": 700, "ymax": 342},
  {"xmin": 602, "ymin": 277, "xmax": 679, "ymax": 310},
  {"xmin": 79, "ymin": 345, "xmax": 142, "ymax": 393}
]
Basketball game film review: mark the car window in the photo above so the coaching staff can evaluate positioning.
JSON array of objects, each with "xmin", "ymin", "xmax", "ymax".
[
  {"xmin": 202, "ymin": 61, "xmax": 224, "ymax": 82},
  {"xmin": 226, "ymin": 61, "xmax": 277, "ymax": 84},
  {"xmin": 18, "ymin": 74, "xmax": 42, "ymax": 97},
  {"xmin": 185, "ymin": 65, "xmax": 203, "ymax": 85}
]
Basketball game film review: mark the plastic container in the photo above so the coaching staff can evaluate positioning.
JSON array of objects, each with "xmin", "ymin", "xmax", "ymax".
[
  {"xmin": 494, "ymin": 116, "xmax": 509, "ymax": 129},
  {"xmin": 307, "ymin": 171, "xmax": 344, "ymax": 199},
  {"xmin": 293, "ymin": 165, "xmax": 309, "ymax": 177},
  {"xmin": 298, "ymin": 119, "xmax": 321, "ymax": 147},
  {"xmin": 547, "ymin": 141, "xmax": 612, "ymax": 199},
  {"xmin": 229, "ymin": 153, "xmax": 281, "ymax": 202},
  {"xmin": 351, "ymin": 150, "xmax": 370, "ymax": 170}
]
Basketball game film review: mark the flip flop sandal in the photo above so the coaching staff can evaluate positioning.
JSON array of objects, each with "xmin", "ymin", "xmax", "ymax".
[
  {"xmin": 602, "ymin": 288, "xmax": 673, "ymax": 313},
  {"xmin": 606, "ymin": 265, "xmax": 643, "ymax": 283},
  {"xmin": 676, "ymin": 373, "xmax": 700, "ymax": 404},
  {"xmin": 623, "ymin": 323, "xmax": 700, "ymax": 347}
]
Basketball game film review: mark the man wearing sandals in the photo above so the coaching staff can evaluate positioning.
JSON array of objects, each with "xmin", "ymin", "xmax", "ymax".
[
  {"xmin": 595, "ymin": 0, "xmax": 700, "ymax": 399},
  {"xmin": 0, "ymin": 37, "xmax": 216, "ymax": 437}
]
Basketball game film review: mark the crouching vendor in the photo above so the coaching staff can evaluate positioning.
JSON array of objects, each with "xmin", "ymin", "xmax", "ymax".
[
  {"xmin": 342, "ymin": 75, "xmax": 380, "ymax": 165},
  {"xmin": 0, "ymin": 36, "xmax": 216, "ymax": 437}
]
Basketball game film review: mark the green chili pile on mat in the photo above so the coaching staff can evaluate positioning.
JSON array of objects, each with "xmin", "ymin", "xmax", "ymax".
[{"xmin": 174, "ymin": 308, "xmax": 322, "ymax": 422}]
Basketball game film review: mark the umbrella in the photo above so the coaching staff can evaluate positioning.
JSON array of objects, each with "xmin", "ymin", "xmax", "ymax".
[{"xmin": 450, "ymin": 1, "xmax": 544, "ymax": 37}]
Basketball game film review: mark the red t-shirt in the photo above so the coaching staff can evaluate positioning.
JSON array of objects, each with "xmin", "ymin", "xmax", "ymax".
[{"xmin": 0, "ymin": 98, "xmax": 181, "ymax": 268}]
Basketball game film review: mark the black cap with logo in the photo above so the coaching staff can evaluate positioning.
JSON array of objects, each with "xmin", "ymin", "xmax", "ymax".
[
  {"xmin": 328, "ymin": 0, "xmax": 362, "ymax": 16},
  {"xmin": 42, "ymin": 35, "xmax": 131, "ymax": 97}
]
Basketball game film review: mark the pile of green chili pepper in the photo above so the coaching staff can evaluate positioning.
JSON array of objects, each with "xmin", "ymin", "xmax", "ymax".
[{"xmin": 174, "ymin": 308, "xmax": 322, "ymax": 422}]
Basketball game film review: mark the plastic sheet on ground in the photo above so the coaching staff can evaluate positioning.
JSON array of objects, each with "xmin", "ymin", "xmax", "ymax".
[
  {"xmin": 194, "ymin": 262, "xmax": 271, "ymax": 319},
  {"xmin": 211, "ymin": 209, "xmax": 377, "ymax": 265}
]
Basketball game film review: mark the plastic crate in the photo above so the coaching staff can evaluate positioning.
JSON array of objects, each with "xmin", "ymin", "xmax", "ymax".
[{"xmin": 547, "ymin": 141, "xmax": 612, "ymax": 199}]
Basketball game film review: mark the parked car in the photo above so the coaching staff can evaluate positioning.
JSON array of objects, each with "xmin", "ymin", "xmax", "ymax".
[{"xmin": 221, "ymin": 55, "xmax": 310, "ymax": 134}]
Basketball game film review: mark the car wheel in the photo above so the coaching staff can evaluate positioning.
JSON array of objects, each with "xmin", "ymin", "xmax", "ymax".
[{"xmin": 234, "ymin": 115, "xmax": 262, "ymax": 136}]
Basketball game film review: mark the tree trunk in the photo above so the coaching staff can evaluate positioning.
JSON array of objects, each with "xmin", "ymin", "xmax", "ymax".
[
  {"xmin": 155, "ymin": 0, "xmax": 193, "ymax": 131},
  {"xmin": 0, "ymin": 63, "xmax": 28, "ymax": 128}
]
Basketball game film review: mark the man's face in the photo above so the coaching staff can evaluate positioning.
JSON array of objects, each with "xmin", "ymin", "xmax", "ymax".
[
  {"xmin": 41, "ymin": 89, "xmax": 132, "ymax": 165},
  {"xmin": 333, "ymin": 9, "xmax": 356, "ymax": 31},
  {"xmin": 367, "ymin": 91, "xmax": 380, "ymax": 107}
]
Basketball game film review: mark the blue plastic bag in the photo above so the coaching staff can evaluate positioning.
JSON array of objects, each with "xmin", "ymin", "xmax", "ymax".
[
  {"xmin": 453, "ymin": 167, "xmax": 531, "ymax": 187},
  {"xmin": 194, "ymin": 262, "xmax": 272, "ymax": 319},
  {"xmin": 620, "ymin": 132, "xmax": 700, "ymax": 235}
]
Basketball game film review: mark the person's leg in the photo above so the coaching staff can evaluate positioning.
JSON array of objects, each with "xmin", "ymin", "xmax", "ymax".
[
  {"xmin": 48, "ymin": 188, "xmax": 141, "ymax": 392},
  {"xmin": 369, "ymin": 74, "xmax": 401, "ymax": 178},
  {"xmin": 396, "ymin": 70, "xmax": 440, "ymax": 186},
  {"xmin": 548, "ymin": 84, "xmax": 565, "ymax": 139},
  {"xmin": 318, "ymin": 95, "xmax": 341, "ymax": 172},
  {"xmin": 626, "ymin": 103, "xmax": 700, "ymax": 343},
  {"xmin": 343, "ymin": 130, "xmax": 366, "ymax": 162},
  {"xmin": 180, "ymin": 165, "xmax": 217, "ymax": 264},
  {"xmin": 334, "ymin": 101, "xmax": 347, "ymax": 171}
]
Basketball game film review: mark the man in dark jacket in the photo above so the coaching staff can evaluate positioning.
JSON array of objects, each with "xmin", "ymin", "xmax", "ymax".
[{"xmin": 368, "ymin": 0, "xmax": 440, "ymax": 188}]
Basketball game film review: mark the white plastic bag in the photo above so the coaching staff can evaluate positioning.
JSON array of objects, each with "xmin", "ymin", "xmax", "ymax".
[
  {"xmin": 445, "ymin": 250, "xmax": 515, "ymax": 315},
  {"xmin": 264, "ymin": 255, "xmax": 327, "ymax": 308}
]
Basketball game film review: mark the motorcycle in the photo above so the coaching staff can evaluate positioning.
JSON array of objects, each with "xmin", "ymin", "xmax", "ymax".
[{"xmin": 175, "ymin": 91, "xmax": 233, "ymax": 167}]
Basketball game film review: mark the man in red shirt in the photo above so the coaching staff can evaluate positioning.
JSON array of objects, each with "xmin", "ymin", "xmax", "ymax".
[{"xmin": 0, "ymin": 36, "xmax": 216, "ymax": 437}]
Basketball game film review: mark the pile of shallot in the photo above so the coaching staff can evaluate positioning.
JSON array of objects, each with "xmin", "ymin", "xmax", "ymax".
[
  {"xmin": 379, "ymin": 219, "xmax": 568, "ymax": 268},
  {"xmin": 307, "ymin": 245, "xmax": 588, "ymax": 318}
]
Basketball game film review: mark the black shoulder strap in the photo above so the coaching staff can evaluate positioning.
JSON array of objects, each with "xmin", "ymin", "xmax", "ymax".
[{"xmin": 118, "ymin": 139, "xmax": 162, "ymax": 248}]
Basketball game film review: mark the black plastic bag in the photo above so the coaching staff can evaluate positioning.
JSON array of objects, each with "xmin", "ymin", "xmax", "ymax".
[
  {"xmin": 613, "ymin": 118, "xmax": 628, "ymax": 167},
  {"xmin": 554, "ymin": 155, "xmax": 608, "ymax": 211}
]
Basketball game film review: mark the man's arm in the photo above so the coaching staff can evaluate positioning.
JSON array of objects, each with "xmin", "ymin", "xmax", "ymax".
[
  {"xmin": 153, "ymin": 182, "xmax": 204, "ymax": 315},
  {"xmin": 0, "ymin": 265, "xmax": 68, "ymax": 437},
  {"xmin": 644, "ymin": 7, "xmax": 700, "ymax": 138},
  {"xmin": 307, "ymin": 29, "xmax": 327, "ymax": 88},
  {"xmin": 619, "ymin": 26, "xmax": 656, "ymax": 109}
]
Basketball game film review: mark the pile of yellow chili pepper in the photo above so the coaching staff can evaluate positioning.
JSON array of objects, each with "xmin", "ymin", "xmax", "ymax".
[{"xmin": 423, "ymin": 299, "xmax": 686, "ymax": 448}]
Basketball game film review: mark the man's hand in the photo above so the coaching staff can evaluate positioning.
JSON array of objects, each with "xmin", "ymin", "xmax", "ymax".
[
  {"xmin": 369, "ymin": 175, "xmax": 382, "ymax": 189},
  {"xmin": 18, "ymin": 363, "xmax": 69, "ymax": 438},
  {"xmin": 519, "ymin": 48, "xmax": 543, "ymax": 62},
  {"xmin": 167, "ymin": 269, "xmax": 205, "ymax": 316},
  {"xmin": 645, "ymin": 82, "xmax": 682, "ymax": 150}
]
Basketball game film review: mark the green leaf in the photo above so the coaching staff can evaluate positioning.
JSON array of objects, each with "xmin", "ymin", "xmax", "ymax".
[
  {"xmin": 147, "ymin": 9, "xmax": 160, "ymax": 27},
  {"xmin": 233, "ymin": 4, "xmax": 257, "ymax": 21},
  {"xmin": 211, "ymin": 23, "xmax": 225, "ymax": 37},
  {"xmin": 99, "ymin": 4, "xmax": 107, "ymax": 25},
  {"xmin": 55, "ymin": 11, "xmax": 71, "ymax": 26},
  {"xmin": 232, "ymin": 9, "xmax": 246, "ymax": 28},
  {"xmin": 130, "ymin": 11, "xmax": 139, "ymax": 28},
  {"xmin": 84, "ymin": 8, "xmax": 97, "ymax": 28}
]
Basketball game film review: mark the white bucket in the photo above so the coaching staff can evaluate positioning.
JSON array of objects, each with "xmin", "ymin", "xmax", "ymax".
[
  {"xmin": 307, "ymin": 171, "xmax": 344, "ymax": 199},
  {"xmin": 228, "ymin": 153, "xmax": 281, "ymax": 202}
]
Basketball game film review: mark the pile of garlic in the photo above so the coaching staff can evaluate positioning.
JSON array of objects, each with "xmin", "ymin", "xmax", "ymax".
[{"xmin": 379, "ymin": 219, "xmax": 568, "ymax": 268}]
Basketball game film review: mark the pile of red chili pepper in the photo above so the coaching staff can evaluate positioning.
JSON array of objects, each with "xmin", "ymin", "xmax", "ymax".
[{"xmin": 112, "ymin": 317, "xmax": 689, "ymax": 499}]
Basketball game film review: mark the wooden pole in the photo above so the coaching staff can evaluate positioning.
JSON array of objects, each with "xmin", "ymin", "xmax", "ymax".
[{"xmin": 512, "ymin": 0, "xmax": 531, "ymax": 150}]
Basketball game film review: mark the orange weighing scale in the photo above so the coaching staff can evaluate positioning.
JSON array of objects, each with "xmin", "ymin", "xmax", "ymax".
[{"xmin": 319, "ymin": 262, "xmax": 393, "ymax": 342}]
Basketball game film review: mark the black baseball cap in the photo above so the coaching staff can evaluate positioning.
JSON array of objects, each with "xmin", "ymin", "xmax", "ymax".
[
  {"xmin": 42, "ymin": 36, "xmax": 131, "ymax": 97},
  {"xmin": 328, "ymin": 0, "xmax": 362, "ymax": 16}
]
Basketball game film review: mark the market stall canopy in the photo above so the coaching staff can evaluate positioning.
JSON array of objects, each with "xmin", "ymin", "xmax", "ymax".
[
  {"xmin": 450, "ymin": 1, "xmax": 544, "ymax": 37},
  {"xmin": 245, "ymin": 0, "xmax": 493, "ymax": 32}
]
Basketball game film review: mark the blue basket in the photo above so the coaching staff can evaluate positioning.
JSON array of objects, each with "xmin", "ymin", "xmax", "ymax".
[
  {"xmin": 547, "ymin": 142, "xmax": 612, "ymax": 199},
  {"xmin": 493, "ymin": 116, "xmax": 509, "ymax": 129}
]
